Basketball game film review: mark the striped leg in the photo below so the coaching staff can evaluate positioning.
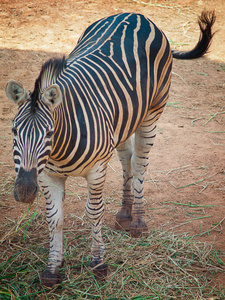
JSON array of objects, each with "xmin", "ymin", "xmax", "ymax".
[
  {"xmin": 129, "ymin": 112, "xmax": 159, "ymax": 238},
  {"xmin": 86, "ymin": 163, "xmax": 108, "ymax": 278},
  {"xmin": 39, "ymin": 171, "xmax": 66, "ymax": 287},
  {"xmin": 115, "ymin": 136, "xmax": 134, "ymax": 230}
]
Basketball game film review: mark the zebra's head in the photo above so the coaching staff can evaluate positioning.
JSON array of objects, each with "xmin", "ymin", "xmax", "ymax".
[{"xmin": 6, "ymin": 79, "xmax": 62, "ymax": 203}]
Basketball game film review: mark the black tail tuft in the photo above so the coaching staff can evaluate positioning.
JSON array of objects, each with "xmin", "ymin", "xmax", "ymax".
[{"xmin": 172, "ymin": 10, "xmax": 216, "ymax": 60}]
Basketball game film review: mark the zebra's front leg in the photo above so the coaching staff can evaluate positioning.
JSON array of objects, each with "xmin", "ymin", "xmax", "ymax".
[
  {"xmin": 115, "ymin": 136, "xmax": 134, "ymax": 230},
  {"xmin": 39, "ymin": 171, "xmax": 66, "ymax": 287},
  {"xmin": 86, "ymin": 164, "xmax": 108, "ymax": 279},
  {"xmin": 130, "ymin": 123, "xmax": 157, "ymax": 238}
]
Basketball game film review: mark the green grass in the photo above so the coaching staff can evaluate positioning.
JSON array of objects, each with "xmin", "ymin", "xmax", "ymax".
[{"xmin": 0, "ymin": 211, "xmax": 225, "ymax": 300}]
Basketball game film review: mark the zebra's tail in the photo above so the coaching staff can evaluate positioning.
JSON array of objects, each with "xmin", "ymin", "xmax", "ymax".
[{"xmin": 172, "ymin": 10, "xmax": 216, "ymax": 60}]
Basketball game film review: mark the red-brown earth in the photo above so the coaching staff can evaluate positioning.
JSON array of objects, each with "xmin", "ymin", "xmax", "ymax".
[{"xmin": 0, "ymin": 0, "xmax": 225, "ymax": 288}]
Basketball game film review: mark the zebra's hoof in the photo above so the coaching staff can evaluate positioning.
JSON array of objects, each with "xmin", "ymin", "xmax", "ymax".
[
  {"xmin": 115, "ymin": 210, "xmax": 132, "ymax": 231},
  {"xmin": 90, "ymin": 261, "xmax": 108, "ymax": 281},
  {"xmin": 40, "ymin": 270, "xmax": 63, "ymax": 288},
  {"xmin": 129, "ymin": 220, "xmax": 148, "ymax": 238}
]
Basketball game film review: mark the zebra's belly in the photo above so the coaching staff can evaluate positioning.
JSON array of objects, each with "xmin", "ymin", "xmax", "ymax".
[{"xmin": 45, "ymin": 149, "xmax": 113, "ymax": 178}]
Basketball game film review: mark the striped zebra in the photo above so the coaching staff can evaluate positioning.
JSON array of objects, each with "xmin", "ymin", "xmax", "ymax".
[{"xmin": 6, "ymin": 11, "xmax": 215, "ymax": 287}]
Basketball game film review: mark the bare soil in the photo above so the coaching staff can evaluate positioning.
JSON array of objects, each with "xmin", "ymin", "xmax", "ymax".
[{"xmin": 0, "ymin": 0, "xmax": 225, "ymax": 287}]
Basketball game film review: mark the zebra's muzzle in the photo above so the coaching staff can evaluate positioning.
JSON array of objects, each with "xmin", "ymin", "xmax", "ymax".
[{"xmin": 14, "ymin": 168, "xmax": 39, "ymax": 203}]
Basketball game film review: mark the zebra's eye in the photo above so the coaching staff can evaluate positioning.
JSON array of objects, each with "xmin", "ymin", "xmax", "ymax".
[
  {"xmin": 46, "ymin": 130, "xmax": 54, "ymax": 138},
  {"xmin": 12, "ymin": 127, "xmax": 17, "ymax": 137}
]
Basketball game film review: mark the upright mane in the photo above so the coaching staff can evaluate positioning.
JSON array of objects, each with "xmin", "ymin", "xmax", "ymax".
[{"xmin": 30, "ymin": 56, "xmax": 66, "ymax": 111}]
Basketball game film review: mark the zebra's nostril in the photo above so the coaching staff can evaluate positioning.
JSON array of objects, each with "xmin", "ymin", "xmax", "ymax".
[{"xmin": 33, "ymin": 184, "xmax": 38, "ymax": 196}]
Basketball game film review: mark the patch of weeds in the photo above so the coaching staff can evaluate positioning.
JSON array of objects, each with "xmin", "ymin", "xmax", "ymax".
[{"xmin": 0, "ymin": 212, "xmax": 225, "ymax": 299}]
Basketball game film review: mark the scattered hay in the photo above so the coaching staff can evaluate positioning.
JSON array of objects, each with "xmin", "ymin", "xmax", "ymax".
[{"xmin": 0, "ymin": 211, "xmax": 224, "ymax": 299}]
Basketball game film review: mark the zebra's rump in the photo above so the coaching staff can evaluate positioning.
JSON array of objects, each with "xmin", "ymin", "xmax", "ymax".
[{"xmin": 68, "ymin": 13, "xmax": 172, "ymax": 120}]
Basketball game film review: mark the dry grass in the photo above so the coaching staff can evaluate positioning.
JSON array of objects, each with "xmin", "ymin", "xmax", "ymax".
[{"xmin": 0, "ymin": 205, "xmax": 225, "ymax": 300}]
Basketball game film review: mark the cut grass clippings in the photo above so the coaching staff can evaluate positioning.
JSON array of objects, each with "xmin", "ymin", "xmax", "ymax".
[
  {"xmin": 0, "ymin": 211, "xmax": 225, "ymax": 299},
  {"xmin": 166, "ymin": 102, "xmax": 183, "ymax": 109}
]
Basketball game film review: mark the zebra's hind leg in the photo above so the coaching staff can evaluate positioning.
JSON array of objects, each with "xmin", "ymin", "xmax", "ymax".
[
  {"xmin": 129, "ymin": 120, "xmax": 157, "ymax": 238},
  {"xmin": 115, "ymin": 136, "xmax": 134, "ymax": 230},
  {"xmin": 86, "ymin": 163, "xmax": 109, "ymax": 279},
  {"xmin": 39, "ymin": 171, "xmax": 66, "ymax": 287}
]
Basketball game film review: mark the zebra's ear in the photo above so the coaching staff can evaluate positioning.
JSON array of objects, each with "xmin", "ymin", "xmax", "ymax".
[
  {"xmin": 42, "ymin": 84, "xmax": 62, "ymax": 109},
  {"xmin": 6, "ymin": 80, "xmax": 28, "ymax": 105}
]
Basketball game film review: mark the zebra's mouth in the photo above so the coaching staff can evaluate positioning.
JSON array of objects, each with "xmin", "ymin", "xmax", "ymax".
[
  {"xmin": 14, "ymin": 167, "xmax": 39, "ymax": 203},
  {"xmin": 14, "ymin": 186, "xmax": 38, "ymax": 203}
]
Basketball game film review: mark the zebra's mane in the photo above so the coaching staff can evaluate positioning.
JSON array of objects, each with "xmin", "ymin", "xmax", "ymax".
[{"xmin": 30, "ymin": 56, "xmax": 66, "ymax": 111}]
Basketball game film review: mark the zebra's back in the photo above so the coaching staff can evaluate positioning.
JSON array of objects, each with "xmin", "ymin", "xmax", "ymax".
[{"xmin": 49, "ymin": 13, "xmax": 172, "ymax": 175}]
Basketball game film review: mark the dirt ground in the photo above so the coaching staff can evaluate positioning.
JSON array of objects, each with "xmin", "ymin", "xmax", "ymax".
[{"xmin": 0, "ymin": 0, "xmax": 225, "ymax": 287}]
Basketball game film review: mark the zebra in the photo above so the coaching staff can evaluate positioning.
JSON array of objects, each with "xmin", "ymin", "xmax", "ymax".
[{"xmin": 6, "ymin": 11, "xmax": 215, "ymax": 287}]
